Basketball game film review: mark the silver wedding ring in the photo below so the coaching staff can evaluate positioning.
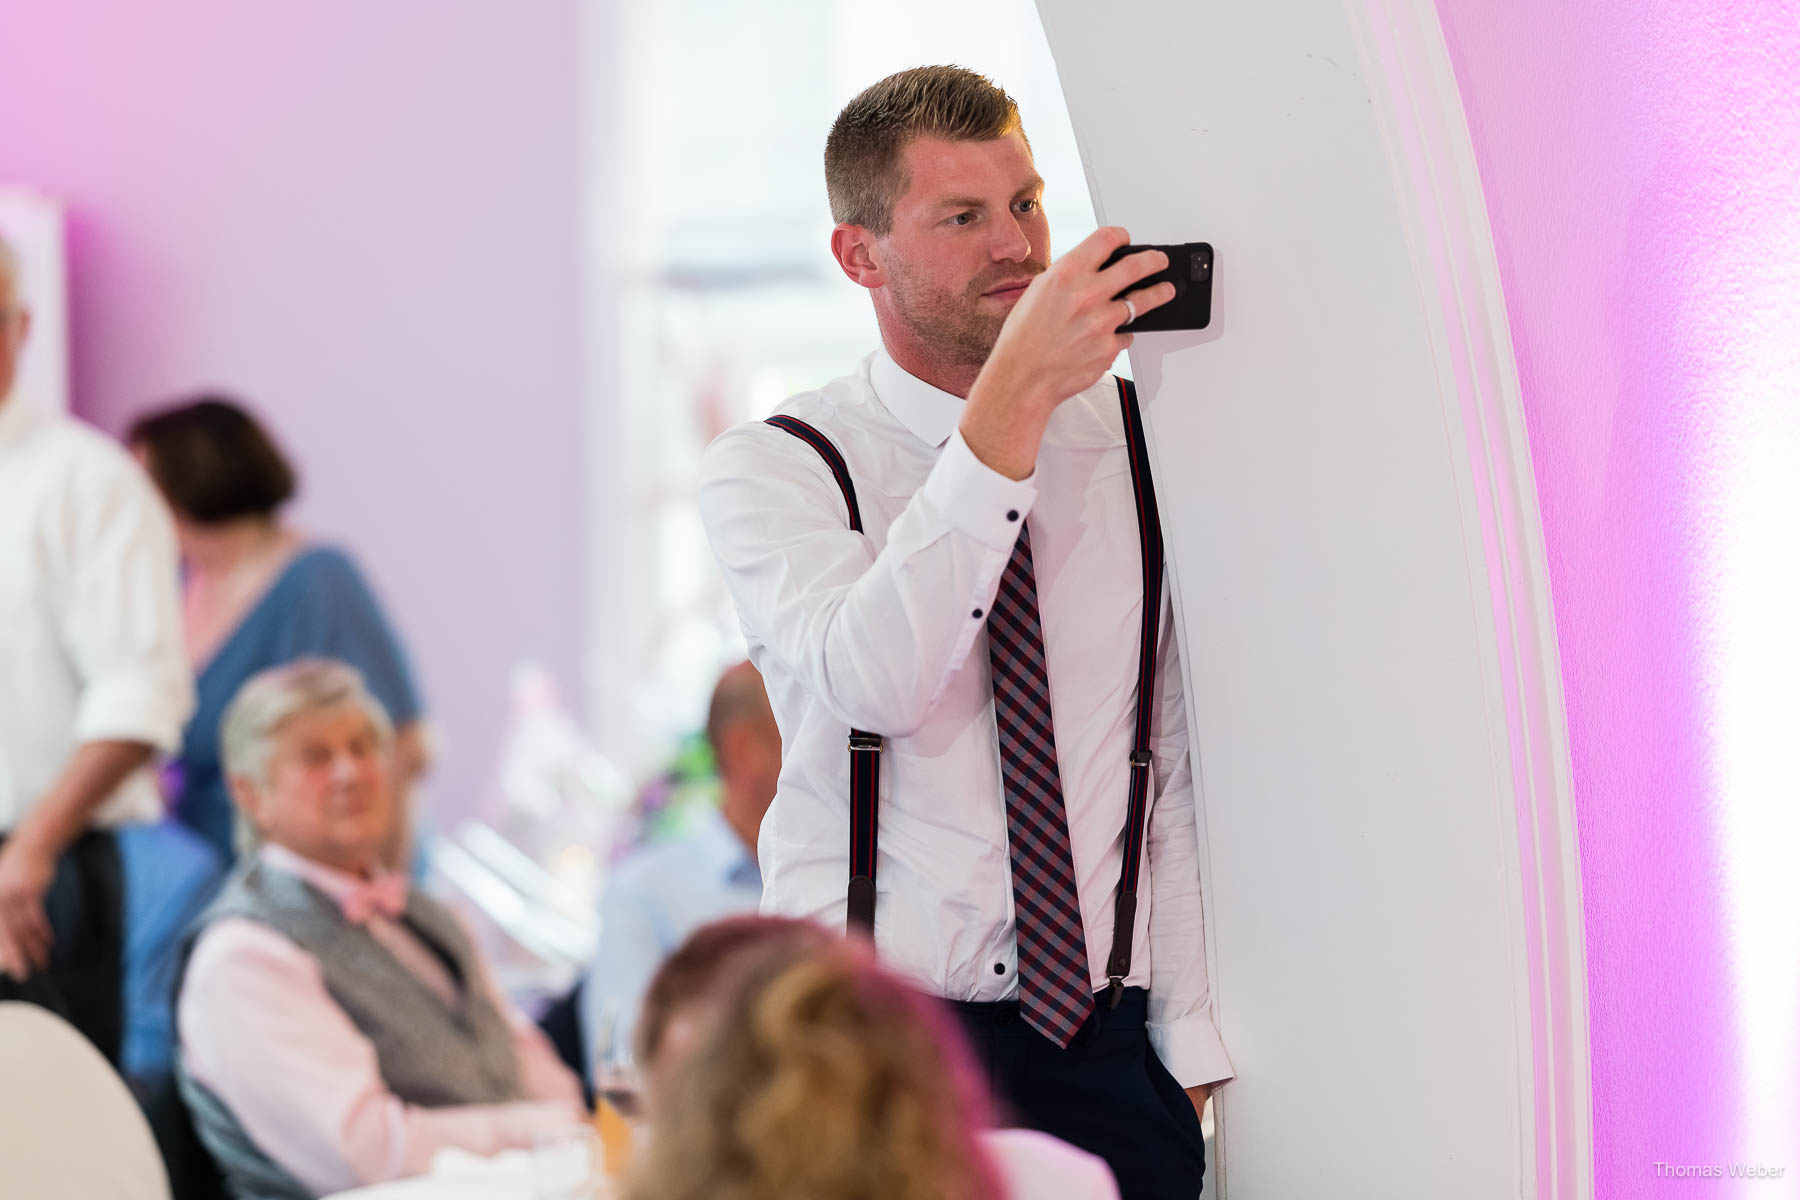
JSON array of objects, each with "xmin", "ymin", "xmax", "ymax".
[{"xmin": 1122, "ymin": 298, "xmax": 1137, "ymax": 326}]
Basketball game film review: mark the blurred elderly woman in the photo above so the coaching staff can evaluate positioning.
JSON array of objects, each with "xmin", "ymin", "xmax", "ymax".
[
  {"xmin": 128, "ymin": 397, "xmax": 427, "ymax": 867},
  {"xmin": 628, "ymin": 915, "xmax": 1120, "ymax": 1200},
  {"xmin": 174, "ymin": 660, "xmax": 582, "ymax": 1199}
]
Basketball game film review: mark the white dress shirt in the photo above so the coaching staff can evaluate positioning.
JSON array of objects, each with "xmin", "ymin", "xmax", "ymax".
[
  {"xmin": 178, "ymin": 844, "xmax": 586, "ymax": 1197},
  {"xmin": 698, "ymin": 349, "xmax": 1234, "ymax": 1088},
  {"xmin": 0, "ymin": 398, "xmax": 193, "ymax": 830}
]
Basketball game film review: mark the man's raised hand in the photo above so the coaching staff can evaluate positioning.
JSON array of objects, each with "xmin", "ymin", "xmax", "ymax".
[{"xmin": 961, "ymin": 228, "xmax": 1175, "ymax": 480}]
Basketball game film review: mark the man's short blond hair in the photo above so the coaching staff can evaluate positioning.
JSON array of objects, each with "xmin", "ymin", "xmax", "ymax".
[
  {"xmin": 824, "ymin": 65, "xmax": 1025, "ymax": 236},
  {"xmin": 221, "ymin": 658, "xmax": 393, "ymax": 788}
]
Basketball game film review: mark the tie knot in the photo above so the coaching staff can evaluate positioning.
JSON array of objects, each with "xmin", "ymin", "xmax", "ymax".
[{"xmin": 340, "ymin": 872, "xmax": 409, "ymax": 924}]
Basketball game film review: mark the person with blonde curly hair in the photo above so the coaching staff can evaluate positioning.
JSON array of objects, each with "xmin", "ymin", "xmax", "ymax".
[{"xmin": 627, "ymin": 915, "xmax": 1118, "ymax": 1200}]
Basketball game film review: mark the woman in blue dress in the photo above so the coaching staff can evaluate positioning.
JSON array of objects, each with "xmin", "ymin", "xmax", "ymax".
[{"xmin": 129, "ymin": 397, "xmax": 428, "ymax": 866}]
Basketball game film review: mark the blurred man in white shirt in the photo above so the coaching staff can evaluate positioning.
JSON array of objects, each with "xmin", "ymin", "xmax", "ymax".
[
  {"xmin": 579, "ymin": 661, "xmax": 778, "ymax": 1065},
  {"xmin": 0, "ymin": 233, "xmax": 194, "ymax": 1065}
]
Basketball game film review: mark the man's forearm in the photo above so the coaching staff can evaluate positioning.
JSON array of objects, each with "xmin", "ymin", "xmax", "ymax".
[
  {"xmin": 960, "ymin": 363, "xmax": 1053, "ymax": 481},
  {"xmin": 11, "ymin": 740, "xmax": 155, "ymax": 856}
]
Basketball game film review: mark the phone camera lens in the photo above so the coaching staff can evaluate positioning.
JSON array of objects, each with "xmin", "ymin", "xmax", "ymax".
[{"xmin": 1190, "ymin": 254, "xmax": 1211, "ymax": 281}]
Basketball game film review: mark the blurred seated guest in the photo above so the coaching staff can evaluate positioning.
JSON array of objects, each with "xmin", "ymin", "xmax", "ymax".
[
  {"xmin": 176, "ymin": 660, "xmax": 583, "ymax": 1199},
  {"xmin": 0, "ymin": 234, "xmax": 194, "ymax": 1064},
  {"xmin": 128, "ymin": 397, "xmax": 427, "ymax": 867},
  {"xmin": 629, "ymin": 915, "xmax": 1120, "ymax": 1200},
  {"xmin": 578, "ymin": 660, "xmax": 778, "ymax": 1061}
]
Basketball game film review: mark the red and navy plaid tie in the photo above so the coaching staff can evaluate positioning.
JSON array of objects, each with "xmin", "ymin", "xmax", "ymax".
[{"xmin": 987, "ymin": 522, "xmax": 1094, "ymax": 1047}]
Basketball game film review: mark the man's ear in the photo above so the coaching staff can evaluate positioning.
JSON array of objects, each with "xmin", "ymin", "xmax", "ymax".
[
  {"xmin": 714, "ymin": 722, "xmax": 748, "ymax": 788},
  {"xmin": 829, "ymin": 224, "xmax": 886, "ymax": 290},
  {"xmin": 227, "ymin": 773, "xmax": 268, "ymax": 836}
]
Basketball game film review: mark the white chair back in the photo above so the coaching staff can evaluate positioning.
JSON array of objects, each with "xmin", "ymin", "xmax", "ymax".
[{"xmin": 0, "ymin": 1001, "xmax": 171, "ymax": 1199}]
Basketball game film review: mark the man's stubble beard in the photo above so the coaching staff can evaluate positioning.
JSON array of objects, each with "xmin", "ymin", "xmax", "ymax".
[{"xmin": 885, "ymin": 255, "xmax": 1048, "ymax": 370}]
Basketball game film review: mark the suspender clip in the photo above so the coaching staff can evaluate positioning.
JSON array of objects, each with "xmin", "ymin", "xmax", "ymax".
[
  {"xmin": 848, "ymin": 733, "xmax": 883, "ymax": 752},
  {"xmin": 1129, "ymin": 750, "xmax": 1152, "ymax": 770},
  {"xmin": 1106, "ymin": 976, "xmax": 1125, "ymax": 1009}
]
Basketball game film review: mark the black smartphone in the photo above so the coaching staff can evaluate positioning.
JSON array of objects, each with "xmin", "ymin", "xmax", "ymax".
[{"xmin": 1101, "ymin": 241, "xmax": 1213, "ymax": 332}]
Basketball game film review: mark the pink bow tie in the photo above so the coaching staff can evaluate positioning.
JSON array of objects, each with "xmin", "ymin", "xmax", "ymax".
[{"xmin": 340, "ymin": 873, "xmax": 409, "ymax": 924}]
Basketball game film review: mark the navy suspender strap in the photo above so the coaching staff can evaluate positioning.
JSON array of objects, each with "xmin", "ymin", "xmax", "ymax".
[
  {"xmin": 764, "ymin": 376, "xmax": 1163, "ymax": 976},
  {"xmin": 763, "ymin": 414, "xmax": 881, "ymax": 934},
  {"xmin": 1105, "ymin": 374, "xmax": 1163, "ymax": 1008}
]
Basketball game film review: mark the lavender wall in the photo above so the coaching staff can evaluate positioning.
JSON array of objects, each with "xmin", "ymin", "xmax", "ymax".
[
  {"xmin": 1437, "ymin": 2, "xmax": 1800, "ymax": 1192},
  {"xmin": 0, "ymin": 1, "xmax": 588, "ymax": 825}
]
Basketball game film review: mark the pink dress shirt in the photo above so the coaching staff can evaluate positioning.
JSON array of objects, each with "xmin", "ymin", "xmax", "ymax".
[{"xmin": 177, "ymin": 845, "xmax": 585, "ymax": 1197}]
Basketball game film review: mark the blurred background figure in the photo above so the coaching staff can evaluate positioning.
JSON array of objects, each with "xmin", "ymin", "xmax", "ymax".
[
  {"xmin": 0, "ymin": 233, "xmax": 193, "ymax": 1069},
  {"xmin": 627, "ymin": 914, "xmax": 1119, "ymax": 1200},
  {"xmin": 128, "ymin": 397, "xmax": 428, "ymax": 870},
  {"xmin": 0, "ymin": 230, "xmax": 210, "ymax": 1191},
  {"xmin": 573, "ymin": 660, "xmax": 778, "ymax": 1087},
  {"xmin": 175, "ymin": 660, "xmax": 582, "ymax": 1199}
]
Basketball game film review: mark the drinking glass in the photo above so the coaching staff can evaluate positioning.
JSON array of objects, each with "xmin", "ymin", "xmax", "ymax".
[{"xmin": 590, "ymin": 1008, "xmax": 643, "ymax": 1176}]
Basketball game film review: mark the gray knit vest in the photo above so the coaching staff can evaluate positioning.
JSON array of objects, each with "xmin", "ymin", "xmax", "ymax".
[{"xmin": 174, "ymin": 860, "xmax": 523, "ymax": 1200}]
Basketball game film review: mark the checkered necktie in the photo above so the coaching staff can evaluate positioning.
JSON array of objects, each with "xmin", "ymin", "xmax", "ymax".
[{"xmin": 987, "ymin": 522, "xmax": 1094, "ymax": 1047}]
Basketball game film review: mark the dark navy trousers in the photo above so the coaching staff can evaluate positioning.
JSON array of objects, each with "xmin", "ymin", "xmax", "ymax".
[
  {"xmin": 0, "ymin": 830, "xmax": 123, "ymax": 1064},
  {"xmin": 953, "ymin": 987, "xmax": 1207, "ymax": 1200}
]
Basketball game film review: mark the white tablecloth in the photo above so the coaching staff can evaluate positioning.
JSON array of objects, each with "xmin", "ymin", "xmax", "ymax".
[{"xmin": 322, "ymin": 1148, "xmax": 615, "ymax": 1200}]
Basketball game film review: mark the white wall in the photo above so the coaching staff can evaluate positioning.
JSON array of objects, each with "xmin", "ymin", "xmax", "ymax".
[
  {"xmin": 0, "ymin": 188, "xmax": 69, "ymax": 413},
  {"xmin": 1036, "ymin": 1, "xmax": 1588, "ymax": 1195}
]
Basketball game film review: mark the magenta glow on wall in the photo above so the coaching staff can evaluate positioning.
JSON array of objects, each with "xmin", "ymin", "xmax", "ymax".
[{"xmin": 1435, "ymin": 1, "xmax": 1800, "ymax": 1193}]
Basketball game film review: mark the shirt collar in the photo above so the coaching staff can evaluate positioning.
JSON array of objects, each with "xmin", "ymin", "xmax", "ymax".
[
  {"xmin": 0, "ymin": 393, "xmax": 45, "ymax": 454},
  {"xmin": 868, "ymin": 347, "xmax": 1127, "ymax": 451},
  {"xmin": 697, "ymin": 807, "xmax": 762, "ymax": 889},
  {"xmin": 259, "ymin": 842, "xmax": 396, "ymax": 910},
  {"xmin": 869, "ymin": 348, "xmax": 966, "ymax": 449}
]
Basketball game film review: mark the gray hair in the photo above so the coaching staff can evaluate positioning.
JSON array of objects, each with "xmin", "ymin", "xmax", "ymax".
[{"xmin": 221, "ymin": 658, "xmax": 394, "ymax": 787}]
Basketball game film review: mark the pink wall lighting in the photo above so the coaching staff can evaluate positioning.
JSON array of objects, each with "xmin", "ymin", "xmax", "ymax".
[
  {"xmin": 1437, "ymin": 1, "xmax": 1800, "ymax": 1193},
  {"xmin": 0, "ymin": 1, "xmax": 589, "ymax": 824}
]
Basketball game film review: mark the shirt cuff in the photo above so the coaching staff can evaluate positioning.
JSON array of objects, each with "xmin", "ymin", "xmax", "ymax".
[
  {"xmin": 921, "ymin": 430, "xmax": 1039, "ymax": 550},
  {"xmin": 72, "ymin": 673, "xmax": 192, "ymax": 752},
  {"xmin": 1147, "ymin": 1010, "xmax": 1236, "ymax": 1090}
]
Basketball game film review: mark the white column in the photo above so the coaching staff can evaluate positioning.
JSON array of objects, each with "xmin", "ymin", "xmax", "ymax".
[
  {"xmin": 0, "ymin": 188, "xmax": 70, "ymax": 414},
  {"xmin": 1033, "ymin": 2, "xmax": 1590, "ymax": 1195}
]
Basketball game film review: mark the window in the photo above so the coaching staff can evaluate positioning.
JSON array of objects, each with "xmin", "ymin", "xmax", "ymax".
[{"xmin": 587, "ymin": 0, "xmax": 1111, "ymax": 772}]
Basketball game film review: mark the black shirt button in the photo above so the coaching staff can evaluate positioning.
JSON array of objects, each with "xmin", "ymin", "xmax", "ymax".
[
  {"xmin": 994, "ymin": 962, "xmax": 1005, "ymax": 975},
  {"xmin": 972, "ymin": 608, "xmax": 983, "ymax": 619},
  {"xmin": 1006, "ymin": 509, "xmax": 1020, "ymax": 522}
]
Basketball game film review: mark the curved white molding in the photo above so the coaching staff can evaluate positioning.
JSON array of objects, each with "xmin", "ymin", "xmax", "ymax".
[
  {"xmin": 0, "ymin": 188, "xmax": 70, "ymax": 415},
  {"xmin": 1344, "ymin": 7, "xmax": 1594, "ymax": 1197},
  {"xmin": 1037, "ymin": 0, "xmax": 1592, "ymax": 1193}
]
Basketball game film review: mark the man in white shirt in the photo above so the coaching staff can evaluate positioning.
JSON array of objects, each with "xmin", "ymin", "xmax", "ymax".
[
  {"xmin": 0, "ymin": 233, "xmax": 195, "ymax": 1065},
  {"xmin": 698, "ymin": 67, "xmax": 1232, "ymax": 1199}
]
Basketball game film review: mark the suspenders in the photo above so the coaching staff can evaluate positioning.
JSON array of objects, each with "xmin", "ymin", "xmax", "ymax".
[
  {"xmin": 763, "ymin": 414, "xmax": 883, "ymax": 933},
  {"xmin": 1104, "ymin": 375, "xmax": 1164, "ymax": 1006},
  {"xmin": 764, "ymin": 376, "xmax": 1162, "ymax": 1000}
]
